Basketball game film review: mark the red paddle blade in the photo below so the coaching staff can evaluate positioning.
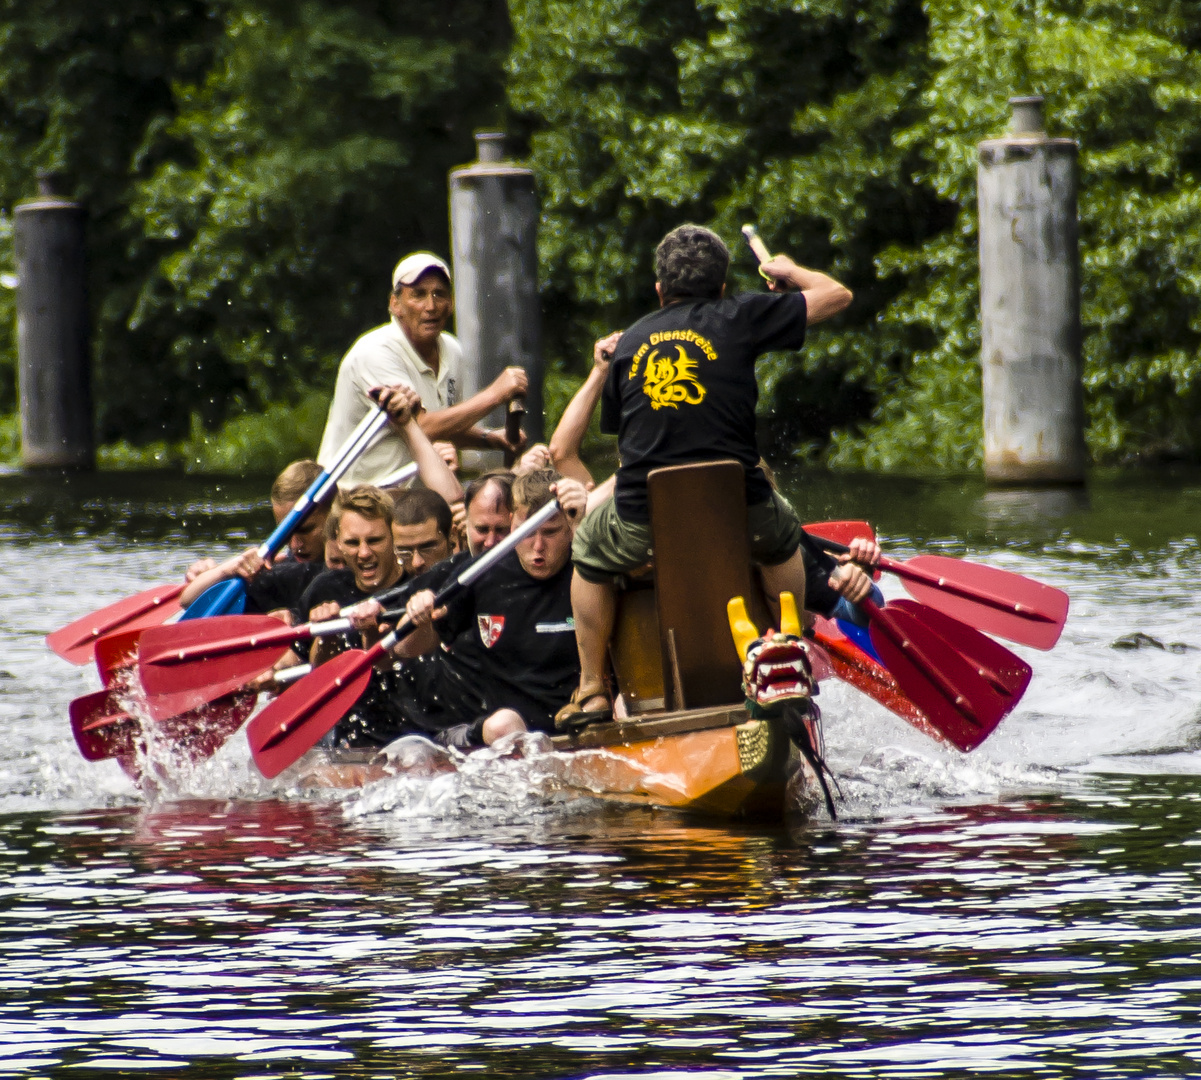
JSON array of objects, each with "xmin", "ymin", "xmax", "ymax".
[
  {"xmin": 892, "ymin": 599, "xmax": 1032, "ymax": 706},
  {"xmin": 810, "ymin": 617, "xmax": 941, "ymax": 740},
  {"xmin": 898, "ymin": 554, "xmax": 1068, "ymax": 651},
  {"xmin": 138, "ymin": 615, "xmax": 296, "ymax": 721},
  {"xmin": 247, "ymin": 649, "xmax": 373, "ymax": 779},
  {"xmin": 95, "ymin": 628, "xmax": 146, "ymax": 687},
  {"xmin": 69, "ymin": 691, "xmax": 140, "ymax": 761},
  {"xmin": 868, "ymin": 603, "xmax": 1007, "ymax": 752},
  {"xmin": 158, "ymin": 690, "xmax": 257, "ymax": 762},
  {"xmin": 804, "ymin": 520, "xmax": 881, "ymax": 580},
  {"xmin": 47, "ymin": 583, "xmax": 184, "ymax": 665}
]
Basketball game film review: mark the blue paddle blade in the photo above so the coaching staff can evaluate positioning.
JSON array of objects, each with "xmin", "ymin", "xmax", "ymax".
[
  {"xmin": 836, "ymin": 617, "xmax": 882, "ymax": 663},
  {"xmin": 179, "ymin": 578, "xmax": 249, "ymax": 621}
]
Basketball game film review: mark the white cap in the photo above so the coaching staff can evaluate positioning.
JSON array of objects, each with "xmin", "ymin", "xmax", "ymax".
[{"xmin": 392, "ymin": 252, "xmax": 452, "ymax": 290}]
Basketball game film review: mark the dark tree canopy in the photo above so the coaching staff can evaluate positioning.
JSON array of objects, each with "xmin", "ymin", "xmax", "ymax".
[{"xmin": 0, "ymin": 0, "xmax": 1199, "ymax": 472}]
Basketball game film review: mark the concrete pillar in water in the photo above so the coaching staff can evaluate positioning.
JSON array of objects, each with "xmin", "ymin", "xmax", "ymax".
[
  {"xmin": 449, "ymin": 132, "xmax": 544, "ymax": 451},
  {"xmin": 978, "ymin": 96, "xmax": 1085, "ymax": 484},
  {"xmin": 14, "ymin": 175, "xmax": 93, "ymax": 469}
]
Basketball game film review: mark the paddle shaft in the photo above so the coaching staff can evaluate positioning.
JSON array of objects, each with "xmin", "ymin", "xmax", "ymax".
[
  {"xmin": 257, "ymin": 404, "xmax": 391, "ymax": 562},
  {"xmin": 251, "ymin": 498, "xmax": 563, "ymax": 757},
  {"xmin": 504, "ymin": 397, "xmax": 525, "ymax": 467},
  {"xmin": 741, "ymin": 224, "xmax": 772, "ymax": 264},
  {"xmin": 810, "ymin": 532, "xmax": 1056, "ymax": 626}
]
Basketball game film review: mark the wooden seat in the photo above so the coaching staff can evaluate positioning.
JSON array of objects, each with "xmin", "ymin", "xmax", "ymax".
[{"xmin": 608, "ymin": 459, "xmax": 763, "ymax": 714}]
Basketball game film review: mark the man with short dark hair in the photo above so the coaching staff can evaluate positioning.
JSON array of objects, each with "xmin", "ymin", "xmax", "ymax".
[
  {"xmin": 391, "ymin": 488, "xmax": 454, "ymax": 578},
  {"xmin": 460, "ymin": 471, "xmax": 513, "ymax": 556},
  {"xmin": 318, "ymin": 253, "xmax": 528, "ymax": 486},
  {"xmin": 561, "ymin": 223, "xmax": 867, "ymax": 725},
  {"xmin": 388, "ymin": 469, "xmax": 588, "ymax": 747}
]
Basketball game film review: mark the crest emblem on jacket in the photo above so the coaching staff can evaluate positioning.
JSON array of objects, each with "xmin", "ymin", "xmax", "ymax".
[{"xmin": 478, "ymin": 615, "xmax": 505, "ymax": 648}]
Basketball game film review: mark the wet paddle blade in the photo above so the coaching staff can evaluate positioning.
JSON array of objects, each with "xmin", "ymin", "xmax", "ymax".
[
  {"xmin": 69, "ymin": 691, "xmax": 140, "ymax": 761},
  {"xmin": 157, "ymin": 690, "xmax": 257, "ymax": 762},
  {"xmin": 810, "ymin": 617, "xmax": 938, "ymax": 739},
  {"xmin": 897, "ymin": 554, "xmax": 1068, "ymax": 650},
  {"xmin": 867, "ymin": 602, "xmax": 1006, "ymax": 752},
  {"xmin": 179, "ymin": 577, "xmax": 249, "ymax": 621},
  {"xmin": 247, "ymin": 649, "xmax": 373, "ymax": 779},
  {"xmin": 95, "ymin": 628, "xmax": 146, "ymax": 687},
  {"xmin": 47, "ymin": 583, "xmax": 184, "ymax": 665},
  {"xmin": 138, "ymin": 615, "xmax": 296, "ymax": 721},
  {"xmin": 893, "ymin": 599, "xmax": 1032, "ymax": 706}
]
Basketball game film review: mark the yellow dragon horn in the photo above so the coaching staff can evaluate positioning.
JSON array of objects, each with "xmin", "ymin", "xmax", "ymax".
[
  {"xmin": 726, "ymin": 596, "xmax": 760, "ymax": 662},
  {"xmin": 779, "ymin": 591, "xmax": 802, "ymax": 638}
]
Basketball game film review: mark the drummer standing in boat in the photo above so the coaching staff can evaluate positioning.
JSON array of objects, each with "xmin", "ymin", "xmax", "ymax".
[
  {"xmin": 318, "ymin": 252, "xmax": 528, "ymax": 487},
  {"xmin": 560, "ymin": 223, "xmax": 877, "ymax": 725}
]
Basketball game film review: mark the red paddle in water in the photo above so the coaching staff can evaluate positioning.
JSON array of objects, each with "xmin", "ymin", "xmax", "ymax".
[
  {"xmin": 856, "ymin": 595, "xmax": 1007, "ymax": 752},
  {"xmin": 69, "ymin": 687, "xmax": 258, "ymax": 777},
  {"xmin": 47, "ymin": 584, "xmax": 184, "ymax": 666},
  {"xmin": 897, "ymin": 599, "xmax": 1031, "ymax": 705},
  {"xmin": 248, "ymin": 498, "xmax": 564, "ymax": 778},
  {"xmin": 136, "ymin": 573, "xmax": 421, "ymax": 720},
  {"xmin": 806, "ymin": 530, "xmax": 1068, "ymax": 650},
  {"xmin": 137, "ymin": 611, "xmax": 389, "ymax": 721}
]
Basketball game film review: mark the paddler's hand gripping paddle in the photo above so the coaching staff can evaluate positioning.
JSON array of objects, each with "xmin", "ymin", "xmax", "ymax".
[{"xmin": 246, "ymin": 497, "xmax": 565, "ymax": 778}]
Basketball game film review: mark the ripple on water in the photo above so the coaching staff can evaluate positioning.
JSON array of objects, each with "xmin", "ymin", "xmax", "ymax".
[{"xmin": 5, "ymin": 473, "xmax": 1201, "ymax": 1075}]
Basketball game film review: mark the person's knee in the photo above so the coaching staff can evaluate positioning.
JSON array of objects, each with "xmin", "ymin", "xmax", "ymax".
[{"xmin": 481, "ymin": 709, "xmax": 527, "ymax": 745}]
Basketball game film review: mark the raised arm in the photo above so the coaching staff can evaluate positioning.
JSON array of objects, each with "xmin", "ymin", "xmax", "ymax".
[
  {"xmin": 180, "ymin": 546, "xmax": 260, "ymax": 607},
  {"xmin": 548, "ymin": 331, "xmax": 620, "ymax": 485},
  {"xmin": 760, "ymin": 254, "xmax": 853, "ymax": 326},
  {"xmin": 417, "ymin": 366, "xmax": 529, "ymax": 455},
  {"xmin": 373, "ymin": 384, "xmax": 464, "ymax": 504}
]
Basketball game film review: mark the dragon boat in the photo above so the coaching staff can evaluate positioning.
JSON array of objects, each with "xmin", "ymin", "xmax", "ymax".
[{"xmin": 290, "ymin": 460, "xmax": 918, "ymax": 819}]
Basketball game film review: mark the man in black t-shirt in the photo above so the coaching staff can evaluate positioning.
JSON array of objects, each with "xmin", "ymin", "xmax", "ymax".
[
  {"xmin": 564, "ymin": 223, "xmax": 873, "ymax": 724},
  {"xmin": 290, "ymin": 485, "xmax": 416, "ymax": 747},
  {"xmin": 392, "ymin": 468, "xmax": 588, "ymax": 747}
]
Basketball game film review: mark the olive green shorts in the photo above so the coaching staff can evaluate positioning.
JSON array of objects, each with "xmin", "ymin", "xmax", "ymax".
[{"xmin": 572, "ymin": 490, "xmax": 804, "ymax": 584}]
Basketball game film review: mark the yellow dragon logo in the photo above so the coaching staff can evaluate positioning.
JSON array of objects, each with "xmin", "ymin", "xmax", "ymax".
[{"xmin": 641, "ymin": 346, "xmax": 707, "ymax": 410}]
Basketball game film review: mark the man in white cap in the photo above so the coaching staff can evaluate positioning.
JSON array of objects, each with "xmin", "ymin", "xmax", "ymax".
[{"xmin": 318, "ymin": 252, "xmax": 528, "ymax": 486}]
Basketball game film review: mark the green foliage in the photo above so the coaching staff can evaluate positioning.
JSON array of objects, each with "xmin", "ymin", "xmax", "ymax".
[
  {"xmin": 96, "ymin": 390, "xmax": 329, "ymax": 474},
  {"xmin": 0, "ymin": 0, "xmax": 508, "ymax": 450},
  {"xmin": 0, "ymin": 411, "xmax": 18, "ymax": 467},
  {"xmin": 1, "ymin": 0, "xmax": 1198, "ymax": 474},
  {"xmin": 510, "ymin": 0, "xmax": 1201, "ymax": 471}
]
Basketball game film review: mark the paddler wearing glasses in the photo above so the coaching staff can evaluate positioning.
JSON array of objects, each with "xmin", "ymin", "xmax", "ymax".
[{"xmin": 559, "ymin": 223, "xmax": 881, "ymax": 727}]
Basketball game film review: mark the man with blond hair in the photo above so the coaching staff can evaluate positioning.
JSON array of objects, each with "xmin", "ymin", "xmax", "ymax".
[{"xmin": 318, "ymin": 252, "xmax": 529, "ymax": 486}]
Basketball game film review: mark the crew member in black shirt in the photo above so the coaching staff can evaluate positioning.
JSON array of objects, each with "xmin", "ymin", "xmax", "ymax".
[
  {"xmin": 393, "ymin": 468, "xmax": 588, "ymax": 747},
  {"xmin": 292, "ymin": 484, "xmax": 416, "ymax": 746},
  {"xmin": 562, "ymin": 223, "xmax": 873, "ymax": 725}
]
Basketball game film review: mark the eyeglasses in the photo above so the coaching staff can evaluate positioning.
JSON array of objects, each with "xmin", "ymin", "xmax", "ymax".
[{"xmin": 396, "ymin": 539, "xmax": 447, "ymax": 560}]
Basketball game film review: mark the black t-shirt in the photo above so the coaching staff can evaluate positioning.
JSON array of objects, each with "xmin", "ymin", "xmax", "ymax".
[
  {"xmin": 295, "ymin": 568, "xmax": 372, "ymax": 625},
  {"xmin": 435, "ymin": 551, "xmax": 578, "ymax": 719},
  {"xmin": 601, "ymin": 291, "xmax": 808, "ymax": 522},
  {"xmin": 293, "ymin": 567, "xmax": 414, "ymax": 646},
  {"xmin": 244, "ymin": 558, "xmax": 325, "ymax": 616}
]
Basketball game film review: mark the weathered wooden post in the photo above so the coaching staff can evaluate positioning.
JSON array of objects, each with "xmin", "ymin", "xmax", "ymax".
[
  {"xmin": 449, "ymin": 131, "xmax": 544, "ymax": 455},
  {"xmin": 977, "ymin": 96, "xmax": 1085, "ymax": 484},
  {"xmin": 14, "ymin": 174, "xmax": 93, "ymax": 469}
]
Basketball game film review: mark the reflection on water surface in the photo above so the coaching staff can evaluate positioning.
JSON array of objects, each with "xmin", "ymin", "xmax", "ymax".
[
  {"xmin": 2, "ymin": 468, "xmax": 1201, "ymax": 1075},
  {"xmin": 5, "ymin": 788, "xmax": 1201, "ymax": 1077}
]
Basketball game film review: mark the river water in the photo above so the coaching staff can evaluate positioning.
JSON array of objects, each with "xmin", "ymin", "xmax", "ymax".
[{"xmin": 3, "ymin": 468, "xmax": 1201, "ymax": 1078}]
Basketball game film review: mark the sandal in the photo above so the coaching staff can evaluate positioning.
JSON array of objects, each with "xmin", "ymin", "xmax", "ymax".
[{"xmin": 554, "ymin": 683, "xmax": 613, "ymax": 732}]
